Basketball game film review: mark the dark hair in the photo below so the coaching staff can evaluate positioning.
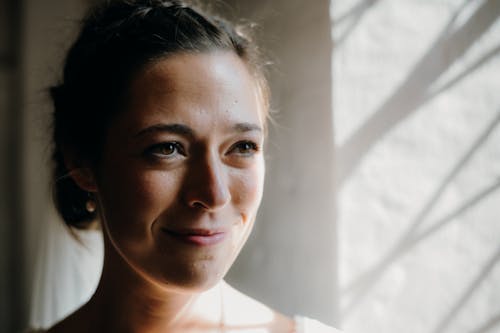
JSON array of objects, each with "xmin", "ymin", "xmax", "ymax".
[{"xmin": 51, "ymin": 0, "xmax": 269, "ymax": 229}]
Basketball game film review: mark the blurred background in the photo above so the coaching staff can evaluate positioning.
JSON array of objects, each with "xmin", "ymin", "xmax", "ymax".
[{"xmin": 0, "ymin": 0, "xmax": 499, "ymax": 332}]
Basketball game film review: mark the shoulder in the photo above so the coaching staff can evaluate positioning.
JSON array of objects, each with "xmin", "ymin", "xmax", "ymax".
[
  {"xmin": 294, "ymin": 316, "xmax": 343, "ymax": 333},
  {"xmin": 221, "ymin": 282, "xmax": 343, "ymax": 333},
  {"xmin": 222, "ymin": 281, "xmax": 295, "ymax": 332}
]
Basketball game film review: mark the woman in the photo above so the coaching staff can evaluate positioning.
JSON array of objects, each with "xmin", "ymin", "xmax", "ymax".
[{"xmin": 31, "ymin": 0, "xmax": 340, "ymax": 332}]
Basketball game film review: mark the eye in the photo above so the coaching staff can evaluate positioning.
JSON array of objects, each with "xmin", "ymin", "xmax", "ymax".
[
  {"xmin": 144, "ymin": 142, "xmax": 185, "ymax": 159},
  {"xmin": 227, "ymin": 141, "xmax": 259, "ymax": 156}
]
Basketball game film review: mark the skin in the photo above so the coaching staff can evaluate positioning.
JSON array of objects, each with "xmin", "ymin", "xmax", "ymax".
[{"xmin": 50, "ymin": 52, "xmax": 294, "ymax": 333}]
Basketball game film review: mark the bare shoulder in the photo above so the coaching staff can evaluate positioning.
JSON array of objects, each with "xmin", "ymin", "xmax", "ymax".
[{"xmin": 221, "ymin": 281, "xmax": 295, "ymax": 333}]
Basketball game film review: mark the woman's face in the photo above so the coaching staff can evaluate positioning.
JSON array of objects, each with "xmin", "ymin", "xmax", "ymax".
[{"xmin": 95, "ymin": 52, "xmax": 266, "ymax": 292}]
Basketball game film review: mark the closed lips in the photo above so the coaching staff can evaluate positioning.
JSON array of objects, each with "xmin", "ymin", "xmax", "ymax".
[
  {"xmin": 161, "ymin": 227, "xmax": 227, "ymax": 246},
  {"xmin": 162, "ymin": 228, "xmax": 225, "ymax": 236}
]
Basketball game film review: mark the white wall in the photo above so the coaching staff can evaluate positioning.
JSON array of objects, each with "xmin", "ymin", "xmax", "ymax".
[{"xmin": 332, "ymin": 0, "xmax": 500, "ymax": 332}]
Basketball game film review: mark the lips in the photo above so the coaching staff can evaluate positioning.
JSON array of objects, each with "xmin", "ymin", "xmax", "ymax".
[{"xmin": 161, "ymin": 227, "xmax": 227, "ymax": 246}]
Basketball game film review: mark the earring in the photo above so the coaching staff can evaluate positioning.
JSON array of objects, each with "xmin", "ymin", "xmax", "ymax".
[{"xmin": 86, "ymin": 193, "xmax": 96, "ymax": 213}]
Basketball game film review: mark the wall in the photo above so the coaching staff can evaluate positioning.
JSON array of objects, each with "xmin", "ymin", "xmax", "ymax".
[
  {"xmin": 0, "ymin": 0, "xmax": 24, "ymax": 332},
  {"xmin": 332, "ymin": 0, "xmax": 500, "ymax": 332},
  {"xmin": 222, "ymin": 0, "xmax": 338, "ymax": 325},
  {"xmin": 15, "ymin": 0, "xmax": 102, "ymax": 330}
]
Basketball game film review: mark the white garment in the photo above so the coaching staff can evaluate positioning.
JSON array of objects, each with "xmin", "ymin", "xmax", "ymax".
[
  {"xmin": 294, "ymin": 316, "xmax": 342, "ymax": 333},
  {"xmin": 29, "ymin": 218, "xmax": 103, "ymax": 329}
]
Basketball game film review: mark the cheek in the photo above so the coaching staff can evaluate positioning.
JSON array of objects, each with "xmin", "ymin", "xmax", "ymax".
[
  {"xmin": 225, "ymin": 161, "xmax": 264, "ymax": 262},
  {"xmin": 98, "ymin": 166, "xmax": 182, "ymax": 241},
  {"xmin": 230, "ymin": 160, "xmax": 265, "ymax": 223},
  {"xmin": 133, "ymin": 171, "xmax": 181, "ymax": 214}
]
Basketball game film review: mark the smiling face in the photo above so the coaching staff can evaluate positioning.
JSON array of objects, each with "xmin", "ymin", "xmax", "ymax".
[{"xmin": 94, "ymin": 52, "xmax": 266, "ymax": 292}]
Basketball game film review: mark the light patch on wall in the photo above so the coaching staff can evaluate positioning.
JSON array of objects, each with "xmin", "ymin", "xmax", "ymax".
[{"xmin": 331, "ymin": 0, "xmax": 500, "ymax": 332}]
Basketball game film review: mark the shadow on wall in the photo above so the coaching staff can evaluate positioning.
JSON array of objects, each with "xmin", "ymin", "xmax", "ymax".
[
  {"xmin": 335, "ymin": 0, "xmax": 500, "ymax": 186},
  {"xmin": 341, "ymin": 111, "xmax": 500, "ymax": 317},
  {"xmin": 332, "ymin": 0, "xmax": 381, "ymax": 49},
  {"xmin": 332, "ymin": 0, "xmax": 500, "ymax": 332}
]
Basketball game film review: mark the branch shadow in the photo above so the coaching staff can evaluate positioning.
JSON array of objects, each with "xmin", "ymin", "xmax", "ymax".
[
  {"xmin": 342, "ymin": 110, "xmax": 500, "ymax": 290},
  {"xmin": 431, "ymin": 245, "xmax": 500, "ymax": 333},
  {"xmin": 332, "ymin": 0, "xmax": 377, "ymax": 26},
  {"xmin": 469, "ymin": 312, "xmax": 500, "ymax": 333},
  {"xmin": 428, "ymin": 43, "xmax": 500, "ymax": 99},
  {"xmin": 331, "ymin": 0, "xmax": 380, "ymax": 49},
  {"xmin": 341, "ymin": 177, "xmax": 500, "ymax": 317},
  {"xmin": 336, "ymin": 0, "xmax": 500, "ymax": 188},
  {"xmin": 335, "ymin": 0, "xmax": 500, "ymax": 326}
]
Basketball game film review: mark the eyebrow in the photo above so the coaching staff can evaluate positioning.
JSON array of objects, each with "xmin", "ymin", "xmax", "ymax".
[
  {"xmin": 134, "ymin": 123, "xmax": 195, "ymax": 138},
  {"xmin": 233, "ymin": 122, "xmax": 263, "ymax": 133},
  {"xmin": 134, "ymin": 122, "xmax": 262, "ymax": 138}
]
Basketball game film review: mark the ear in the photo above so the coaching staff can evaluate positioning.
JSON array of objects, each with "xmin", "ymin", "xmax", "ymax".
[
  {"xmin": 69, "ymin": 167, "xmax": 98, "ymax": 192},
  {"xmin": 63, "ymin": 148, "xmax": 98, "ymax": 192}
]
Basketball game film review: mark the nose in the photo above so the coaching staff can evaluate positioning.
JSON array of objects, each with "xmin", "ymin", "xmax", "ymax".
[{"xmin": 182, "ymin": 151, "xmax": 231, "ymax": 211}]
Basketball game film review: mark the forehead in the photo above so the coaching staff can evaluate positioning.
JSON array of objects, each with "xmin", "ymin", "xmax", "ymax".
[{"xmin": 123, "ymin": 52, "xmax": 264, "ymax": 131}]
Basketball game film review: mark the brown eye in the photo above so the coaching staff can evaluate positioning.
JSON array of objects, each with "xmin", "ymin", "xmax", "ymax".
[
  {"xmin": 228, "ymin": 141, "xmax": 259, "ymax": 156},
  {"xmin": 145, "ymin": 142, "xmax": 185, "ymax": 159}
]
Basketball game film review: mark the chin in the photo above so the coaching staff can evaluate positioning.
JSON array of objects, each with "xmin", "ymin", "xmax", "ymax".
[
  {"xmin": 155, "ymin": 268, "xmax": 226, "ymax": 294},
  {"xmin": 143, "ymin": 255, "xmax": 231, "ymax": 294},
  {"xmin": 143, "ymin": 226, "xmax": 247, "ymax": 293}
]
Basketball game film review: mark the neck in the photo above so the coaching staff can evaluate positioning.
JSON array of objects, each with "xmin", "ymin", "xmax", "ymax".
[{"xmin": 82, "ymin": 237, "xmax": 223, "ymax": 333}]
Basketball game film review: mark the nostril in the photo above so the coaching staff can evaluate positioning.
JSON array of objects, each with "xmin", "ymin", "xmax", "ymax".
[
  {"xmin": 185, "ymin": 186, "xmax": 231, "ymax": 211},
  {"xmin": 183, "ymin": 156, "xmax": 231, "ymax": 210},
  {"xmin": 190, "ymin": 201, "xmax": 206, "ymax": 209}
]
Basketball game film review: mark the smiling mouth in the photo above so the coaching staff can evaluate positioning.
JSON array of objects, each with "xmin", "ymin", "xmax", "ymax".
[{"xmin": 161, "ymin": 228, "xmax": 227, "ymax": 246}]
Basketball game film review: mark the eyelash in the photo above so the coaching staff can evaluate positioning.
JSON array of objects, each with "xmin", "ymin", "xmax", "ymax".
[
  {"xmin": 144, "ymin": 140, "xmax": 260, "ymax": 160},
  {"xmin": 227, "ymin": 141, "xmax": 259, "ymax": 157},
  {"xmin": 144, "ymin": 142, "xmax": 185, "ymax": 159}
]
